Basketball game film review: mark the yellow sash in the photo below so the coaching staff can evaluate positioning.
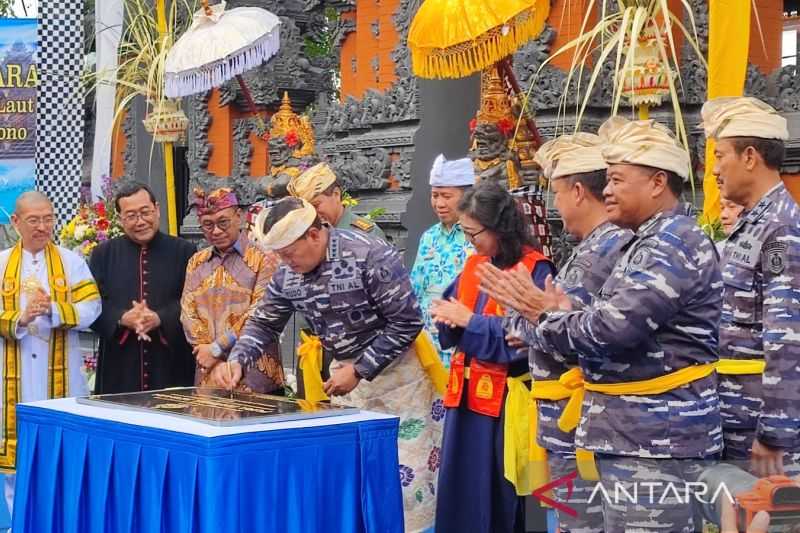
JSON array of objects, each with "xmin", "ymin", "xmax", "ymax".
[
  {"xmin": 528, "ymin": 363, "xmax": 716, "ymax": 483},
  {"xmin": 528, "ymin": 368, "xmax": 597, "ymax": 483},
  {"xmin": 503, "ymin": 374, "xmax": 542, "ymax": 496},
  {"xmin": 297, "ymin": 331, "xmax": 448, "ymax": 404},
  {"xmin": 297, "ymin": 332, "xmax": 329, "ymax": 403},
  {"xmin": 0, "ymin": 242, "xmax": 82, "ymax": 472},
  {"xmin": 715, "ymin": 358, "xmax": 765, "ymax": 375},
  {"xmin": 412, "ymin": 331, "xmax": 448, "ymax": 396}
]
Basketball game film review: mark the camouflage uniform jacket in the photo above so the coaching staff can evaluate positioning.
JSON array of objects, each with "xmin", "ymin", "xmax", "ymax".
[
  {"xmin": 516, "ymin": 207, "xmax": 723, "ymax": 458},
  {"xmin": 229, "ymin": 229, "xmax": 423, "ymax": 380},
  {"xmin": 506, "ymin": 221, "xmax": 633, "ymax": 454},
  {"xmin": 720, "ymin": 181, "xmax": 800, "ymax": 449}
]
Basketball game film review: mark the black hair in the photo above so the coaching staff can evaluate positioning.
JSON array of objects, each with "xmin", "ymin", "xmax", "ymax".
[
  {"xmin": 457, "ymin": 181, "xmax": 538, "ymax": 269},
  {"xmin": 637, "ymin": 165, "xmax": 684, "ymax": 198},
  {"xmin": 114, "ymin": 181, "xmax": 157, "ymax": 212},
  {"xmin": 559, "ymin": 169, "xmax": 608, "ymax": 201},
  {"xmin": 728, "ymin": 136, "xmax": 785, "ymax": 171},
  {"xmin": 262, "ymin": 197, "xmax": 322, "ymax": 237}
]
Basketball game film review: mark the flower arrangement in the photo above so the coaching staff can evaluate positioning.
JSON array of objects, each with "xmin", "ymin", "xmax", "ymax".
[
  {"xmin": 340, "ymin": 191, "xmax": 385, "ymax": 221},
  {"xmin": 469, "ymin": 117, "xmax": 515, "ymax": 138},
  {"xmin": 59, "ymin": 176, "xmax": 124, "ymax": 258}
]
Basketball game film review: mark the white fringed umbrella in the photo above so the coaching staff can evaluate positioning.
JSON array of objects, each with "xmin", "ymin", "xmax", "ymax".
[{"xmin": 164, "ymin": 0, "xmax": 281, "ymax": 98}]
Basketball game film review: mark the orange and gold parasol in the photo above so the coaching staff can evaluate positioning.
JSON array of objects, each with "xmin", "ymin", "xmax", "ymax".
[{"xmin": 408, "ymin": 0, "xmax": 549, "ymax": 79}]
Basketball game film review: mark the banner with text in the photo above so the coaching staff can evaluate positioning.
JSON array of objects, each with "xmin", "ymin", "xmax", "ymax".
[{"xmin": 0, "ymin": 18, "xmax": 37, "ymax": 223}]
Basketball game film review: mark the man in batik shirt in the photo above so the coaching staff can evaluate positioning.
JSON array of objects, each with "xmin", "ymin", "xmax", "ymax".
[
  {"xmin": 410, "ymin": 154, "xmax": 475, "ymax": 367},
  {"xmin": 180, "ymin": 188, "xmax": 284, "ymax": 393}
]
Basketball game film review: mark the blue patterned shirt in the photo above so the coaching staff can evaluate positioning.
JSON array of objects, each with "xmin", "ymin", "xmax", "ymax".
[{"xmin": 409, "ymin": 223, "xmax": 474, "ymax": 367}]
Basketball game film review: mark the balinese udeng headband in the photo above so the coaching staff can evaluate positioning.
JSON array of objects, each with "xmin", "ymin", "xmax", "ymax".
[
  {"xmin": 701, "ymin": 96, "xmax": 788, "ymax": 141},
  {"xmin": 599, "ymin": 115, "xmax": 691, "ymax": 181},
  {"xmin": 253, "ymin": 198, "xmax": 317, "ymax": 250}
]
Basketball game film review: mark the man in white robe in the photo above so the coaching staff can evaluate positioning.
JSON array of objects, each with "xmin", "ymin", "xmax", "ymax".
[{"xmin": 0, "ymin": 191, "xmax": 101, "ymax": 514}]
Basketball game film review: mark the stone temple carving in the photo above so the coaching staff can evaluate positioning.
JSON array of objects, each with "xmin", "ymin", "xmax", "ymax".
[{"xmin": 259, "ymin": 92, "xmax": 318, "ymax": 198}]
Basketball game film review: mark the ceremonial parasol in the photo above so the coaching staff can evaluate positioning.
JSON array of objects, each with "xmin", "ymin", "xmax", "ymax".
[
  {"xmin": 407, "ymin": 0, "xmax": 550, "ymax": 146},
  {"xmin": 165, "ymin": 0, "xmax": 281, "ymax": 99},
  {"xmin": 408, "ymin": 0, "xmax": 548, "ymax": 79}
]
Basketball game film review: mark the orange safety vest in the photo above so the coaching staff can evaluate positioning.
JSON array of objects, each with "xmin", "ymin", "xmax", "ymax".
[{"xmin": 443, "ymin": 249, "xmax": 548, "ymax": 417}]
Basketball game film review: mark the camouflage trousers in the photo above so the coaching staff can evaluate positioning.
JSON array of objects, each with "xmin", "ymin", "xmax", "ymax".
[
  {"xmin": 548, "ymin": 453, "xmax": 604, "ymax": 533},
  {"xmin": 594, "ymin": 454, "xmax": 709, "ymax": 533}
]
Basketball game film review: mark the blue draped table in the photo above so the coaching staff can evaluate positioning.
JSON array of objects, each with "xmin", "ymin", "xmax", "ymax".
[{"xmin": 12, "ymin": 398, "xmax": 403, "ymax": 533}]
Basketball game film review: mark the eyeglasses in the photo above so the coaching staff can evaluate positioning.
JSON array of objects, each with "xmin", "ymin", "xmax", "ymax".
[
  {"xmin": 200, "ymin": 218, "xmax": 234, "ymax": 232},
  {"xmin": 121, "ymin": 208, "xmax": 157, "ymax": 224},
  {"xmin": 22, "ymin": 216, "xmax": 55, "ymax": 227},
  {"xmin": 463, "ymin": 227, "xmax": 487, "ymax": 241}
]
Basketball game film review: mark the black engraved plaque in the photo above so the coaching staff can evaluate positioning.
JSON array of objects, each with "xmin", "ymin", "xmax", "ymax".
[{"xmin": 76, "ymin": 387, "xmax": 359, "ymax": 426}]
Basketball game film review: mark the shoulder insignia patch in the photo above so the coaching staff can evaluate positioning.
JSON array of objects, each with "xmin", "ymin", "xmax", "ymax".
[
  {"xmin": 764, "ymin": 241, "xmax": 788, "ymax": 275},
  {"xmin": 352, "ymin": 218, "xmax": 374, "ymax": 232},
  {"xmin": 377, "ymin": 265, "xmax": 393, "ymax": 283},
  {"xmin": 628, "ymin": 245, "xmax": 653, "ymax": 271}
]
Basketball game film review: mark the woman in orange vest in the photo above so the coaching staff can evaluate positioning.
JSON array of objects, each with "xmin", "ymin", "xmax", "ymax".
[{"xmin": 430, "ymin": 182, "xmax": 555, "ymax": 533}]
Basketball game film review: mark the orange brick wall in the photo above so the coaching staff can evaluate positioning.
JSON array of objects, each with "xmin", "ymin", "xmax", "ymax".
[
  {"xmin": 750, "ymin": 0, "xmax": 782, "ymax": 73},
  {"xmin": 205, "ymin": 89, "xmax": 233, "ymax": 176},
  {"xmin": 548, "ymin": 0, "xmax": 597, "ymax": 71},
  {"xmin": 340, "ymin": 0, "xmax": 401, "ymax": 100},
  {"xmin": 340, "ymin": 11, "xmax": 358, "ymax": 99},
  {"xmin": 782, "ymin": 173, "xmax": 800, "ymax": 204}
]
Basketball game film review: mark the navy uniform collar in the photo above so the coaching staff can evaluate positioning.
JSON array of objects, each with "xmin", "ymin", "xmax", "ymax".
[{"xmin": 742, "ymin": 181, "xmax": 785, "ymax": 224}]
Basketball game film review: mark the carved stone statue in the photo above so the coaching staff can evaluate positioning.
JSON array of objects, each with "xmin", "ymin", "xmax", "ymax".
[
  {"xmin": 470, "ymin": 123, "xmax": 522, "ymax": 189},
  {"xmin": 260, "ymin": 92, "xmax": 318, "ymax": 198},
  {"xmin": 468, "ymin": 67, "xmax": 525, "ymax": 189}
]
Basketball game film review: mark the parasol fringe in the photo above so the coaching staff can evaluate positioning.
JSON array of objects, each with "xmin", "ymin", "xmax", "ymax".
[
  {"xmin": 411, "ymin": 5, "xmax": 548, "ymax": 79},
  {"xmin": 165, "ymin": 25, "xmax": 281, "ymax": 98}
]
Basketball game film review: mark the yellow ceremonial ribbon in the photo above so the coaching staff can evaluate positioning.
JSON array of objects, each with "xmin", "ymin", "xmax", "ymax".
[
  {"xmin": 702, "ymin": 0, "xmax": 751, "ymax": 222},
  {"xmin": 297, "ymin": 332, "xmax": 329, "ymax": 403},
  {"xmin": 297, "ymin": 331, "xmax": 449, "ymax": 403},
  {"xmin": 504, "ymin": 373, "xmax": 545, "ymax": 496},
  {"xmin": 412, "ymin": 331, "xmax": 448, "ymax": 396},
  {"xmin": 533, "ymin": 364, "xmax": 718, "ymax": 482},
  {"xmin": 715, "ymin": 358, "xmax": 766, "ymax": 375},
  {"xmin": 528, "ymin": 368, "xmax": 597, "ymax": 484}
]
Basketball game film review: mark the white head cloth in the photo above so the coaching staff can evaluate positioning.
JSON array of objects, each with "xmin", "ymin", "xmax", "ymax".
[
  {"xmin": 253, "ymin": 199, "xmax": 318, "ymax": 250},
  {"xmin": 429, "ymin": 154, "xmax": 476, "ymax": 187},
  {"xmin": 534, "ymin": 133, "xmax": 607, "ymax": 180},
  {"xmin": 599, "ymin": 116, "xmax": 691, "ymax": 181},
  {"xmin": 701, "ymin": 96, "xmax": 789, "ymax": 141}
]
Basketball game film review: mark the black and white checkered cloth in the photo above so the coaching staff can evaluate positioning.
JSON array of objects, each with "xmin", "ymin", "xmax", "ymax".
[{"xmin": 36, "ymin": 0, "xmax": 85, "ymax": 226}]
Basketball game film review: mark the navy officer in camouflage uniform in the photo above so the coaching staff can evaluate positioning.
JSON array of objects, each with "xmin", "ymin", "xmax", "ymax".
[
  {"xmin": 287, "ymin": 161, "xmax": 385, "ymax": 239},
  {"xmin": 218, "ymin": 197, "xmax": 440, "ymax": 531},
  {"xmin": 703, "ymin": 96, "xmax": 800, "ymax": 477},
  {"xmin": 484, "ymin": 116, "xmax": 723, "ymax": 532},
  {"xmin": 483, "ymin": 133, "xmax": 632, "ymax": 533}
]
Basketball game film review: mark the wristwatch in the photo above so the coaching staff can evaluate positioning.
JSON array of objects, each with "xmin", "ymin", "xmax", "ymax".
[{"xmin": 210, "ymin": 343, "xmax": 223, "ymax": 358}]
